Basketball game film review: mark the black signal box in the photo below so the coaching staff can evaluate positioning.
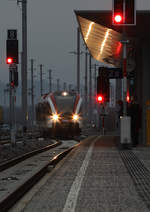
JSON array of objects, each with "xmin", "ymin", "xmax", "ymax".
[{"xmin": 6, "ymin": 39, "xmax": 19, "ymax": 64}]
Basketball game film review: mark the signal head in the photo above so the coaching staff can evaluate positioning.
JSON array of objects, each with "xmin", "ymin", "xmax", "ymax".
[
  {"xmin": 114, "ymin": 14, "xmax": 123, "ymax": 23},
  {"xmin": 10, "ymin": 81, "xmax": 15, "ymax": 88},
  {"xmin": 6, "ymin": 57, "xmax": 13, "ymax": 64},
  {"xmin": 97, "ymin": 95, "xmax": 103, "ymax": 103},
  {"xmin": 126, "ymin": 94, "xmax": 130, "ymax": 103}
]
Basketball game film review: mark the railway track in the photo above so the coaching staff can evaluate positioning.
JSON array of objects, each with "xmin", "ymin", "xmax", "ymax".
[
  {"xmin": 0, "ymin": 140, "xmax": 61, "ymax": 172},
  {"xmin": 0, "ymin": 132, "xmax": 41, "ymax": 145},
  {"xmin": 1, "ymin": 134, "xmax": 149, "ymax": 211},
  {"xmin": 0, "ymin": 139, "xmax": 80, "ymax": 212}
]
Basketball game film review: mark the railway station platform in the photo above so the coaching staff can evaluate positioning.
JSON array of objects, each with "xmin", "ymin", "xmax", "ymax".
[{"xmin": 11, "ymin": 134, "xmax": 150, "ymax": 212}]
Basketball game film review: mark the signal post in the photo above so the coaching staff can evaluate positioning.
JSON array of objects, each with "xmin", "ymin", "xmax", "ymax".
[
  {"xmin": 112, "ymin": 0, "xmax": 136, "ymax": 148},
  {"xmin": 97, "ymin": 67, "xmax": 109, "ymax": 134},
  {"xmin": 6, "ymin": 29, "xmax": 19, "ymax": 146},
  {"xmin": 9, "ymin": 64, "xmax": 18, "ymax": 146}
]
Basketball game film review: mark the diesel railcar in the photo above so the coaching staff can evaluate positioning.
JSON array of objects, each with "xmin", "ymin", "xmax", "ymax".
[{"xmin": 35, "ymin": 91, "xmax": 82, "ymax": 137}]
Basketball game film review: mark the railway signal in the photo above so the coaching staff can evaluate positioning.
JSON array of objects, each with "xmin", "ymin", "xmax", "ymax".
[
  {"xmin": 10, "ymin": 81, "xmax": 15, "ymax": 88},
  {"xmin": 113, "ymin": 0, "xmax": 123, "ymax": 24},
  {"xmin": 112, "ymin": 1, "xmax": 135, "ymax": 147},
  {"xmin": 6, "ymin": 30, "xmax": 19, "ymax": 64},
  {"xmin": 6, "ymin": 39, "xmax": 18, "ymax": 64},
  {"xmin": 97, "ymin": 67, "xmax": 109, "ymax": 102},
  {"xmin": 126, "ymin": 94, "xmax": 130, "ymax": 103},
  {"xmin": 6, "ymin": 29, "xmax": 19, "ymax": 146},
  {"xmin": 97, "ymin": 95, "xmax": 104, "ymax": 103},
  {"xmin": 6, "ymin": 57, "xmax": 13, "ymax": 64},
  {"xmin": 112, "ymin": 0, "xmax": 136, "ymax": 25},
  {"xmin": 114, "ymin": 14, "xmax": 123, "ymax": 24}
]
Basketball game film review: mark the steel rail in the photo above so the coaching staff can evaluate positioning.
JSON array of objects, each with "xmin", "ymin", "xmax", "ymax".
[
  {"xmin": 0, "ymin": 140, "xmax": 61, "ymax": 172},
  {"xmin": 0, "ymin": 143, "xmax": 80, "ymax": 212}
]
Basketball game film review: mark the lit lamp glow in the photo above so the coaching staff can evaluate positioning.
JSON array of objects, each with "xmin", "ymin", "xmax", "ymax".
[
  {"xmin": 52, "ymin": 114, "xmax": 59, "ymax": 121},
  {"xmin": 6, "ymin": 57, "xmax": 13, "ymax": 64},
  {"xmin": 114, "ymin": 14, "xmax": 122, "ymax": 23},
  {"xmin": 73, "ymin": 114, "xmax": 79, "ymax": 121}
]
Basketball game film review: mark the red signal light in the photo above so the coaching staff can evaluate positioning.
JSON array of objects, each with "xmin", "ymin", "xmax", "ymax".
[
  {"xmin": 114, "ymin": 14, "xmax": 123, "ymax": 23},
  {"xmin": 97, "ymin": 95, "xmax": 103, "ymax": 103},
  {"xmin": 6, "ymin": 57, "xmax": 13, "ymax": 64},
  {"xmin": 10, "ymin": 81, "xmax": 15, "ymax": 88},
  {"xmin": 126, "ymin": 95, "xmax": 130, "ymax": 103}
]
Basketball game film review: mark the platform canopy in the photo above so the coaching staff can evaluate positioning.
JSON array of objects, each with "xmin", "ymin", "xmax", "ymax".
[{"xmin": 75, "ymin": 10, "xmax": 150, "ymax": 67}]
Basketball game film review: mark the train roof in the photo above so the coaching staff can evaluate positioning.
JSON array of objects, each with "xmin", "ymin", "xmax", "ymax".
[
  {"xmin": 53, "ymin": 90, "xmax": 78, "ymax": 96},
  {"xmin": 37, "ymin": 90, "xmax": 81, "ymax": 104}
]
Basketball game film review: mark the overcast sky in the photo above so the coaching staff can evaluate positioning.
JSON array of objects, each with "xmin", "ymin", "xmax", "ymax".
[{"xmin": 0, "ymin": 0, "xmax": 150, "ymax": 87}]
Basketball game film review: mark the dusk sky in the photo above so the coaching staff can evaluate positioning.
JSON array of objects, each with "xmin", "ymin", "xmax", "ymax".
[{"xmin": 0, "ymin": 0, "xmax": 150, "ymax": 87}]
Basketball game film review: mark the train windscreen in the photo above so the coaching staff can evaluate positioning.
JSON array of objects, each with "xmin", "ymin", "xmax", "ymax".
[{"xmin": 55, "ymin": 95, "xmax": 76, "ymax": 113}]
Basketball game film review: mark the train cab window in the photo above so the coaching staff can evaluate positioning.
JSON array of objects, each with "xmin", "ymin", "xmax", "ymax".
[{"xmin": 54, "ymin": 95, "xmax": 76, "ymax": 113}]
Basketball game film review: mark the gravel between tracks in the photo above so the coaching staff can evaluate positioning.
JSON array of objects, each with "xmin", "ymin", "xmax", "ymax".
[{"xmin": 0, "ymin": 137, "xmax": 54, "ymax": 164}]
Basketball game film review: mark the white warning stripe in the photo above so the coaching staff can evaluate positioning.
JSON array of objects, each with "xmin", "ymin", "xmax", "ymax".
[
  {"xmin": 47, "ymin": 96, "xmax": 56, "ymax": 114},
  {"xmin": 74, "ymin": 98, "xmax": 82, "ymax": 114},
  {"xmin": 63, "ymin": 139, "xmax": 96, "ymax": 212}
]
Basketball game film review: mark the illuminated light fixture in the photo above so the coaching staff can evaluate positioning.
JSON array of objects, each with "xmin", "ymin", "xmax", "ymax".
[
  {"xmin": 52, "ymin": 114, "xmax": 59, "ymax": 121},
  {"xmin": 114, "ymin": 14, "xmax": 122, "ymax": 23},
  {"xmin": 100, "ymin": 29, "xmax": 111, "ymax": 55},
  {"xmin": 6, "ymin": 57, "xmax": 13, "ymax": 64},
  {"xmin": 10, "ymin": 81, "xmax": 15, "ymax": 88},
  {"xmin": 126, "ymin": 95, "xmax": 130, "ymax": 103},
  {"xmin": 73, "ymin": 114, "xmax": 79, "ymax": 121},
  {"xmin": 62, "ymin": 91, "xmax": 68, "ymax": 96},
  {"xmin": 85, "ymin": 22, "xmax": 94, "ymax": 42},
  {"xmin": 97, "ymin": 95, "xmax": 103, "ymax": 103}
]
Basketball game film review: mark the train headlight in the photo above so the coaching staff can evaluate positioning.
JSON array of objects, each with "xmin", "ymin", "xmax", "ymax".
[
  {"xmin": 73, "ymin": 114, "xmax": 79, "ymax": 121},
  {"xmin": 62, "ymin": 91, "xmax": 68, "ymax": 96},
  {"xmin": 52, "ymin": 114, "xmax": 59, "ymax": 122}
]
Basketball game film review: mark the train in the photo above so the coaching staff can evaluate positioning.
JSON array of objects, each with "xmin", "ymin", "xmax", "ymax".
[{"xmin": 35, "ymin": 90, "xmax": 83, "ymax": 137}]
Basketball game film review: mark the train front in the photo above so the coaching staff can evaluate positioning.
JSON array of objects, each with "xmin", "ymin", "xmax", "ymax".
[
  {"xmin": 53, "ymin": 91, "xmax": 82, "ymax": 136},
  {"xmin": 36, "ymin": 91, "xmax": 82, "ymax": 137}
]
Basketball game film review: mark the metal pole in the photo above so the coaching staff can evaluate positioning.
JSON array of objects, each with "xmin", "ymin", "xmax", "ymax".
[
  {"xmin": 94, "ymin": 64, "xmax": 97, "ymax": 102},
  {"xmin": 123, "ymin": 41, "xmax": 127, "ymax": 116},
  {"xmin": 63, "ymin": 82, "xmax": 67, "ymax": 91},
  {"xmin": 69, "ymin": 84, "xmax": 72, "ymax": 92},
  {"xmin": 77, "ymin": 27, "xmax": 80, "ymax": 93},
  {"xmin": 21, "ymin": 51, "xmax": 23, "ymax": 125},
  {"xmin": 31, "ymin": 59, "xmax": 34, "ymax": 127},
  {"xmin": 102, "ymin": 104, "xmax": 105, "ymax": 135},
  {"xmin": 94, "ymin": 64, "xmax": 97, "ymax": 125},
  {"xmin": 57, "ymin": 79, "xmax": 60, "ymax": 92},
  {"xmin": 9, "ymin": 65, "xmax": 17, "ymax": 146},
  {"xmin": 89, "ymin": 54, "xmax": 92, "ymax": 122},
  {"xmin": 3, "ymin": 88, "xmax": 6, "ymax": 105},
  {"xmin": 11, "ymin": 86, "xmax": 15, "ymax": 145},
  {"xmin": 120, "ymin": 3, "xmax": 131, "ymax": 147},
  {"xmin": 48, "ymin": 69, "xmax": 52, "ymax": 92},
  {"xmin": 40, "ymin": 64, "xmax": 43, "ymax": 96},
  {"xmin": 17, "ymin": 0, "xmax": 28, "ymax": 131},
  {"xmin": 122, "ymin": 0, "xmax": 127, "ymax": 116},
  {"xmin": 84, "ymin": 48, "xmax": 88, "ymax": 114},
  {"xmin": 22, "ymin": 0, "xmax": 28, "ymax": 129},
  {"xmin": 9, "ymin": 68, "xmax": 12, "ymax": 129},
  {"xmin": 14, "ymin": 88, "xmax": 17, "ymax": 133}
]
